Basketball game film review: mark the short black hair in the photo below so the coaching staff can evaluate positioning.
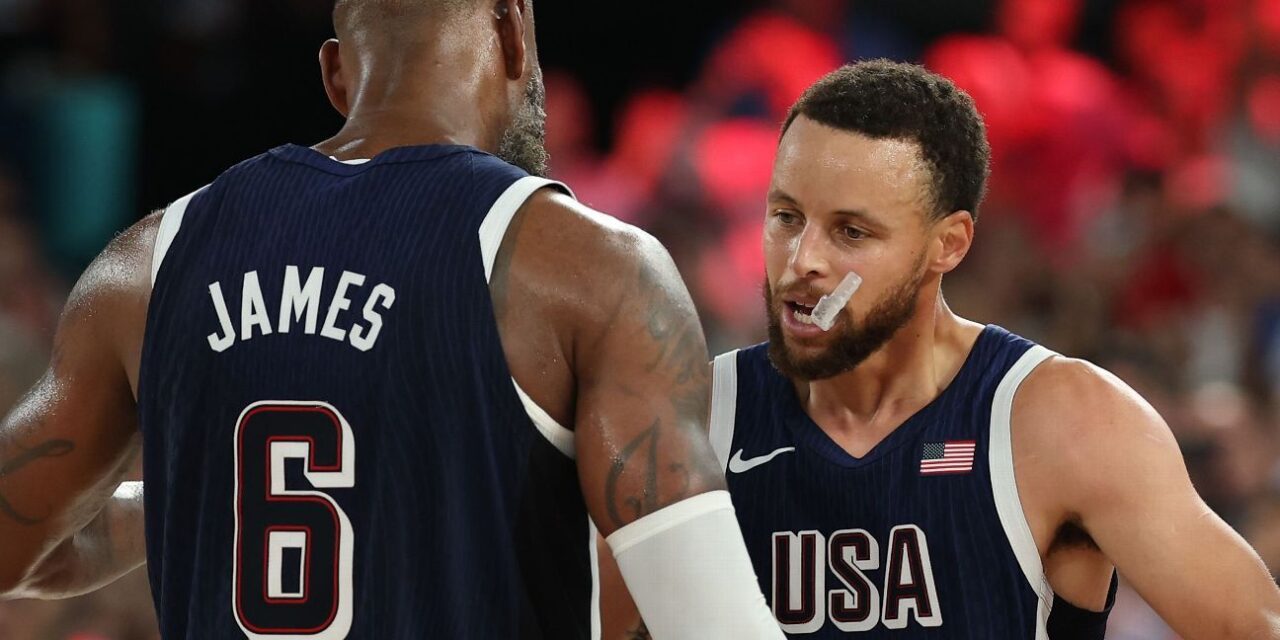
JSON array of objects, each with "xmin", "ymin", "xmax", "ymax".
[{"xmin": 783, "ymin": 60, "xmax": 991, "ymax": 220}]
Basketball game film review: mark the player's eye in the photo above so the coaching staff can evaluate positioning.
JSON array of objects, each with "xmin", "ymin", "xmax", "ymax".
[
  {"xmin": 774, "ymin": 210, "xmax": 800, "ymax": 225},
  {"xmin": 841, "ymin": 226, "xmax": 866, "ymax": 240}
]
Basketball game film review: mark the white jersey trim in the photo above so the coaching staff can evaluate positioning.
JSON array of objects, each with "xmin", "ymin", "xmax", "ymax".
[
  {"xmin": 988, "ymin": 344, "xmax": 1057, "ymax": 638},
  {"xmin": 478, "ymin": 176, "xmax": 577, "ymax": 459},
  {"xmin": 478, "ymin": 176, "xmax": 574, "ymax": 281},
  {"xmin": 709, "ymin": 350, "xmax": 740, "ymax": 471},
  {"xmin": 151, "ymin": 187, "xmax": 206, "ymax": 287},
  {"xmin": 513, "ymin": 379, "xmax": 575, "ymax": 459},
  {"xmin": 588, "ymin": 519, "xmax": 602, "ymax": 640}
]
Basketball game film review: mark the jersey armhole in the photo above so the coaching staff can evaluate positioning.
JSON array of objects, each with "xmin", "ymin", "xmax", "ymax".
[
  {"xmin": 709, "ymin": 350, "xmax": 740, "ymax": 472},
  {"xmin": 151, "ymin": 187, "xmax": 207, "ymax": 287},
  {"xmin": 478, "ymin": 176, "xmax": 575, "ymax": 281},
  {"xmin": 989, "ymin": 344, "xmax": 1057, "ymax": 639},
  {"xmin": 478, "ymin": 176, "xmax": 578, "ymax": 459}
]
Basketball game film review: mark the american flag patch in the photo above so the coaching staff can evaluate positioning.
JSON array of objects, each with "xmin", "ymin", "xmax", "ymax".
[{"xmin": 919, "ymin": 441, "xmax": 976, "ymax": 475}]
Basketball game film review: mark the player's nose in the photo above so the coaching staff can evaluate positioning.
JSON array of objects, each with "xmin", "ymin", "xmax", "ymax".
[{"xmin": 787, "ymin": 224, "xmax": 832, "ymax": 280}]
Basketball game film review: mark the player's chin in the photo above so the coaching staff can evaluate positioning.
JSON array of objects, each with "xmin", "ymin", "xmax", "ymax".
[{"xmin": 771, "ymin": 343, "xmax": 842, "ymax": 382}]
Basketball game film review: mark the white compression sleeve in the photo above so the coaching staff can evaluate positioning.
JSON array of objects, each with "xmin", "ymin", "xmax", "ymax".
[{"xmin": 606, "ymin": 491, "xmax": 783, "ymax": 639}]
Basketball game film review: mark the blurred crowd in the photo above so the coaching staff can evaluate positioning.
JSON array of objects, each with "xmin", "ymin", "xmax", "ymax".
[{"xmin": 2, "ymin": 0, "xmax": 1280, "ymax": 637}]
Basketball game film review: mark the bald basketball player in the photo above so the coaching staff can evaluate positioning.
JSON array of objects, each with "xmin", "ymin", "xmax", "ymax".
[
  {"xmin": 606, "ymin": 61, "xmax": 1280, "ymax": 639},
  {"xmin": 0, "ymin": 1, "xmax": 782, "ymax": 638}
]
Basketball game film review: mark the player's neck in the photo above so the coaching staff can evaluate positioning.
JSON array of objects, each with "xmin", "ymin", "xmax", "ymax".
[
  {"xmin": 798, "ymin": 297, "xmax": 983, "ymax": 452},
  {"xmin": 315, "ymin": 70, "xmax": 499, "ymax": 161},
  {"xmin": 316, "ymin": 111, "xmax": 491, "ymax": 161}
]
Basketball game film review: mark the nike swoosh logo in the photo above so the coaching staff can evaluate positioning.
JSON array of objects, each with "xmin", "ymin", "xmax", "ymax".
[{"xmin": 728, "ymin": 447, "xmax": 796, "ymax": 473}]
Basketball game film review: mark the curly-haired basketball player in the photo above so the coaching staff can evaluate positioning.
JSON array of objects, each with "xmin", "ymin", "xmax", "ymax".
[{"xmin": 606, "ymin": 60, "xmax": 1280, "ymax": 640}]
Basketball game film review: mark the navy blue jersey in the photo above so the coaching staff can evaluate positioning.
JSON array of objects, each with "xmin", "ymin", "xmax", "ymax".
[
  {"xmin": 709, "ymin": 326, "xmax": 1113, "ymax": 638},
  {"xmin": 138, "ymin": 144, "xmax": 596, "ymax": 639}
]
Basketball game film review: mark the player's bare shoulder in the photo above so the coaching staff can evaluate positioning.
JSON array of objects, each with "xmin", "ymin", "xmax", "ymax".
[
  {"xmin": 72, "ymin": 212, "xmax": 161, "ymax": 310},
  {"xmin": 496, "ymin": 190, "xmax": 682, "ymax": 318},
  {"xmin": 1011, "ymin": 354, "xmax": 1181, "ymax": 505},
  {"xmin": 492, "ymin": 188, "xmax": 706, "ymax": 428},
  {"xmin": 62, "ymin": 211, "xmax": 164, "ymax": 393},
  {"xmin": 1014, "ymin": 356, "xmax": 1172, "ymax": 445}
]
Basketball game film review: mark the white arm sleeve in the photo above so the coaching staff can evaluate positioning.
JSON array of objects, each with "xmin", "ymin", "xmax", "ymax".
[{"xmin": 606, "ymin": 491, "xmax": 783, "ymax": 639}]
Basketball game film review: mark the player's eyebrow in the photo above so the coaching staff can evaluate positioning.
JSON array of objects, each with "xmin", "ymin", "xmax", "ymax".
[
  {"xmin": 831, "ymin": 209, "xmax": 881, "ymax": 226},
  {"xmin": 768, "ymin": 188, "xmax": 885, "ymax": 230},
  {"xmin": 767, "ymin": 189, "xmax": 800, "ymax": 207}
]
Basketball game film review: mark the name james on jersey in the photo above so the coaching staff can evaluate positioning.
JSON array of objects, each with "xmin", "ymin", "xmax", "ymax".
[{"xmin": 205, "ymin": 265, "xmax": 396, "ymax": 353}]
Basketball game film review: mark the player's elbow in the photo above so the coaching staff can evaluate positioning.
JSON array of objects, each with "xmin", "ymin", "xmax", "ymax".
[
  {"xmin": 0, "ymin": 538, "xmax": 89, "ymax": 601},
  {"xmin": 0, "ymin": 549, "xmax": 46, "ymax": 600},
  {"xmin": 0, "ymin": 571, "xmax": 23, "ymax": 599}
]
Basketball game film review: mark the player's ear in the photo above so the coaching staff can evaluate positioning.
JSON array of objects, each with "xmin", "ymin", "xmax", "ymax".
[
  {"xmin": 929, "ymin": 210, "xmax": 975, "ymax": 275},
  {"xmin": 493, "ymin": 0, "xmax": 527, "ymax": 81},
  {"xmin": 319, "ymin": 39, "xmax": 351, "ymax": 118}
]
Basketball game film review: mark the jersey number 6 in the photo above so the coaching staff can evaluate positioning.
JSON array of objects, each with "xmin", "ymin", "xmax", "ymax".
[{"xmin": 233, "ymin": 401, "xmax": 356, "ymax": 640}]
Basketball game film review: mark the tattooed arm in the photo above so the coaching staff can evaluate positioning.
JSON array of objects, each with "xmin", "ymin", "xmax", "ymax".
[
  {"xmin": 563, "ymin": 207, "xmax": 777, "ymax": 636},
  {"xmin": 493, "ymin": 191, "xmax": 779, "ymax": 637},
  {"xmin": 574, "ymin": 238, "xmax": 724, "ymax": 534},
  {"xmin": 492, "ymin": 188, "xmax": 722, "ymax": 535},
  {"xmin": 0, "ymin": 217, "xmax": 156, "ymax": 596}
]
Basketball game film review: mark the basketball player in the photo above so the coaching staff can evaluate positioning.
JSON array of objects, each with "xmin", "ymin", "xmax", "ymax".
[
  {"xmin": 0, "ymin": 1, "xmax": 783, "ymax": 637},
  {"xmin": 606, "ymin": 61, "xmax": 1280, "ymax": 639}
]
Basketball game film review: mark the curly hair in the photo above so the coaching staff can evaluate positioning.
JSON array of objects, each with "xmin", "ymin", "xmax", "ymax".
[{"xmin": 783, "ymin": 60, "xmax": 991, "ymax": 221}]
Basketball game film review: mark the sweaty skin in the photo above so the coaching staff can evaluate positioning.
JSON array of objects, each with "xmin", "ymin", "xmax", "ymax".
[{"xmin": 0, "ymin": 0, "xmax": 728, "ymax": 607}]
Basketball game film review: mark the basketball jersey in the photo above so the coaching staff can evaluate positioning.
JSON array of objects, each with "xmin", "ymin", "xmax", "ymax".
[
  {"xmin": 138, "ymin": 144, "xmax": 598, "ymax": 639},
  {"xmin": 709, "ymin": 325, "xmax": 1115, "ymax": 638}
]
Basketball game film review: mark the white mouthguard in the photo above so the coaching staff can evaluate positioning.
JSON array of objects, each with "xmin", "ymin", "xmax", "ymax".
[{"xmin": 811, "ymin": 271, "xmax": 863, "ymax": 331}]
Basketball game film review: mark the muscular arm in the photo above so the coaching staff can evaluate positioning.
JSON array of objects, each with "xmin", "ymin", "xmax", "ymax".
[
  {"xmin": 1017, "ymin": 359, "xmax": 1280, "ymax": 639},
  {"xmin": 492, "ymin": 190, "xmax": 722, "ymax": 536},
  {"xmin": 0, "ymin": 217, "xmax": 155, "ymax": 597},
  {"xmin": 571, "ymin": 229, "xmax": 723, "ymax": 534},
  {"xmin": 495, "ymin": 191, "xmax": 779, "ymax": 637}
]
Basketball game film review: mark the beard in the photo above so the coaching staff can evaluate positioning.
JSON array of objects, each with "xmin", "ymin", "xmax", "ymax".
[
  {"xmin": 765, "ymin": 261, "xmax": 926, "ymax": 381},
  {"xmin": 497, "ymin": 65, "xmax": 550, "ymax": 178}
]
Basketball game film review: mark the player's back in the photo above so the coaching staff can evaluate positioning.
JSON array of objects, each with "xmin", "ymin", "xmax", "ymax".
[{"xmin": 138, "ymin": 144, "xmax": 592, "ymax": 639}]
